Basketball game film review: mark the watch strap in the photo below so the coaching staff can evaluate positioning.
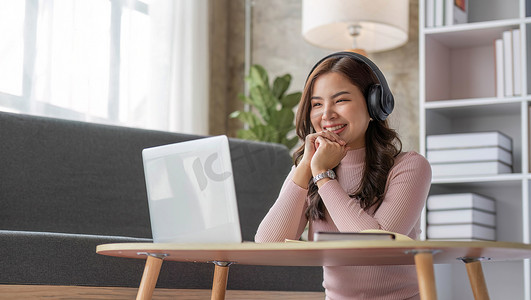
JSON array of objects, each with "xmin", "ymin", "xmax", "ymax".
[{"xmin": 312, "ymin": 169, "xmax": 336, "ymax": 184}]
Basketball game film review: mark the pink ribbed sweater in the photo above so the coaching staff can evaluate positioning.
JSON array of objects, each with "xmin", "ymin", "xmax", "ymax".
[{"xmin": 255, "ymin": 148, "xmax": 432, "ymax": 300}]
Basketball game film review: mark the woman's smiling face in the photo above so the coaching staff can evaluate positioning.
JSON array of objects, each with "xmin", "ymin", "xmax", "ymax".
[{"xmin": 310, "ymin": 72, "xmax": 371, "ymax": 149}]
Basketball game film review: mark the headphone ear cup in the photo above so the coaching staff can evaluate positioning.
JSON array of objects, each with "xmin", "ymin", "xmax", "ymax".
[
  {"xmin": 382, "ymin": 92, "xmax": 395, "ymax": 118},
  {"xmin": 367, "ymin": 84, "xmax": 382, "ymax": 120},
  {"xmin": 367, "ymin": 84, "xmax": 394, "ymax": 121}
]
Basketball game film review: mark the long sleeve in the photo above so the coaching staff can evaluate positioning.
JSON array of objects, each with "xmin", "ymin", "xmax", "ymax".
[
  {"xmin": 316, "ymin": 150, "xmax": 430, "ymax": 300},
  {"xmin": 255, "ymin": 148, "xmax": 431, "ymax": 299},
  {"xmin": 254, "ymin": 167, "xmax": 309, "ymax": 242},
  {"xmin": 318, "ymin": 151, "xmax": 431, "ymax": 236}
]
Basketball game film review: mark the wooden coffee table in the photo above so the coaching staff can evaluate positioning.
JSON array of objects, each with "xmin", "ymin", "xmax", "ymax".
[{"xmin": 97, "ymin": 240, "xmax": 531, "ymax": 300}]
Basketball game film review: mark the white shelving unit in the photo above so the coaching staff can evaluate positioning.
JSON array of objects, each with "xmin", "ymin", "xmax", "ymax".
[{"xmin": 419, "ymin": 0, "xmax": 531, "ymax": 299}]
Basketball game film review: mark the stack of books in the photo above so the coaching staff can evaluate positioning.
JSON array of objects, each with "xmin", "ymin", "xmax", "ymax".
[
  {"xmin": 427, "ymin": 131, "xmax": 513, "ymax": 178},
  {"xmin": 426, "ymin": 193, "xmax": 496, "ymax": 241}
]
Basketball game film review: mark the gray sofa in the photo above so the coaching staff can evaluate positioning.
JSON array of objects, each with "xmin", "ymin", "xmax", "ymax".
[{"xmin": 0, "ymin": 112, "xmax": 323, "ymax": 291}]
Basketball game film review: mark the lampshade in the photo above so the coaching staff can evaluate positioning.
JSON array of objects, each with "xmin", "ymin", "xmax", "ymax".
[{"xmin": 302, "ymin": 0, "xmax": 409, "ymax": 53}]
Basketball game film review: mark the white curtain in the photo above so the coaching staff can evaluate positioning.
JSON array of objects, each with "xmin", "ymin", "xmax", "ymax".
[
  {"xmin": 148, "ymin": 0, "xmax": 209, "ymax": 134},
  {"xmin": 0, "ymin": 0, "xmax": 209, "ymax": 135}
]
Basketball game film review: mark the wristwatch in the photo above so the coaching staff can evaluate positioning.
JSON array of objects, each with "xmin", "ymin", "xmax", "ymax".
[{"xmin": 312, "ymin": 169, "xmax": 336, "ymax": 184}]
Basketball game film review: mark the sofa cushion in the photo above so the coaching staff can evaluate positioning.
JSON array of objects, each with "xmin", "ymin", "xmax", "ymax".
[
  {"xmin": 0, "ymin": 113, "xmax": 194, "ymax": 238},
  {"xmin": 0, "ymin": 230, "xmax": 324, "ymax": 291},
  {"xmin": 0, "ymin": 230, "xmax": 150, "ymax": 286},
  {"xmin": 0, "ymin": 112, "xmax": 292, "ymax": 241}
]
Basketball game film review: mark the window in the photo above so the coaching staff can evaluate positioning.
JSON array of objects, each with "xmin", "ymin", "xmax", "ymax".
[{"xmin": 0, "ymin": 0, "xmax": 209, "ymax": 134}]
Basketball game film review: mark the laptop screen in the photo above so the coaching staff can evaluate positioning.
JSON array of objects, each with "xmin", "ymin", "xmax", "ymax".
[{"xmin": 142, "ymin": 135, "xmax": 242, "ymax": 243}]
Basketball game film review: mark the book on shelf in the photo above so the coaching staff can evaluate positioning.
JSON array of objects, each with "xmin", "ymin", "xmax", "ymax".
[
  {"xmin": 427, "ymin": 209, "xmax": 496, "ymax": 227},
  {"xmin": 435, "ymin": 0, "xmax": 444, "ymax": 27},
  {"xmin": 426, "ymin": 131, "xmax": 512, "ymax": 151},
  {"xmin": 445, "ymin": 0, "xmax": 468, "ymax": 26},
  {"xmin": 431, "ymin": 161, "xmax": 512, "ymax": 177},
  {"xmin": 503, "ymin": 30, "xmax": 513, "ymax": 97},
  {"xmin": 426, "ymin": 0, "xmax": 435, "ymax": 27},
  {"xmin": 495, "ymin": 38, "xmax": 504, "ymax": 98},
  {"xmin": 494, "ymin": 29, "xmax": 521, "ymax": 97},
  {"xmin": 427, "ymin": 193, "xmax": 496, "ymax": 212},
  {"xmin": 512, "ymin": 29, "xmax": 521, "ymax": 96},
  {"xmin": 427, "ymin": 223, "xmax": 496, "ymax": 240},
  {"xmin": 427, "ymin": 146, "xmax": 512, "ymax": 165}
]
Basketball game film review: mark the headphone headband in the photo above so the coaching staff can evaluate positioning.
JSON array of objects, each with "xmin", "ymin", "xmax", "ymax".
[{"xmin": 305, "ymin": 51, "xmax": 394, "ymax": 121}]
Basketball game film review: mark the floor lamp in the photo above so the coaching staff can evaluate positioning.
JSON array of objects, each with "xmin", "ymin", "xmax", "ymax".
[{"xmin": 302, "ymin": 0, "xmax": 410, "ymax": 56}]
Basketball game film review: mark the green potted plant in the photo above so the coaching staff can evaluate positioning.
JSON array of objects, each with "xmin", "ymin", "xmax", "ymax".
[{"xmin": 230, "ymin": 64, "xmax": 301, "ymax": 151}]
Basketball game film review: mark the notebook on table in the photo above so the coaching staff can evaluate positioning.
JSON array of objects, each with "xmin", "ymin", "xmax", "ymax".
[{"xmin": 142, "ymin": 135, "xmax": 242, "ymax": 243}]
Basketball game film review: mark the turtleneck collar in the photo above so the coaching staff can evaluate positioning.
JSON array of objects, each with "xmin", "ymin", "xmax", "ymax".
[{"xmin": 341, "ymin": 147, "xmax": 365, "ymax": 165}]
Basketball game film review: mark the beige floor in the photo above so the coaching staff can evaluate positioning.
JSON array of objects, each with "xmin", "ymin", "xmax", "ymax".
[{"xmin": 0, "ymin": 285, "xmax": 325, "ymax": 299}]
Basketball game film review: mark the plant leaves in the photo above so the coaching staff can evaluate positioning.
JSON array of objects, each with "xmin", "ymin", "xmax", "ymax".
[
  {"xmin": 249, "ymin": 125, "xmax": 279, "ymax": 143},
  {"xmin": 231, "ymin": 64, "xmax": 301, "ymax": 151},
  {"xmin": 229, "ymin": 111, "xmax": 262, "ymax": 127},
  {"xmin": 283, "ymin": 136, "xmax": 299, "ymax": 150},
  {"xmin": 248, "ymin": 86, "xmax": 269, "ymax": 117},
  {"xmin": 247, "ymin": 65, "xmax": 269, "ymax": 90},
  {"xmin": 280, "ymin": 92, "xmax": 302, "ymax": 109},
  {"xmin": 263, "ymin": 86, "xmax": 280, "ymax": 107},
  {"xmin": 237, "ymin": 93, "xmax": 254, "ymax": 106},
  {"xmin": 237, "ymin": 129, "xmax": 259, "ymax": 141},
  {"xmin": 269, "ymin": 108, "xmax": 294, "ymax": 132},
  {"xmin": 250, "ymin": 85, "xmax": 279, "ymax": 122},
  {"xmin": 272, "ymin": 74, "xmax": 291, "ymax": 99}
]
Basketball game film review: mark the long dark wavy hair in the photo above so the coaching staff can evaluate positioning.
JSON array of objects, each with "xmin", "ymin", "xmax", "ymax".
[{"xmin": 293, "ymin": 55, "xmax": 403, "ymax": 221}]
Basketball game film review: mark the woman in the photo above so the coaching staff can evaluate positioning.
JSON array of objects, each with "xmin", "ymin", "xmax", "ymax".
[{"xmin": 255, "ymin": 52, "xmax": 432, "ymax": 300}]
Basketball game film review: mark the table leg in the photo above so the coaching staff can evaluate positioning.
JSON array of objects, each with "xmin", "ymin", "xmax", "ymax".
[
  {"xmin": 136, "ymin": 255, "xmax": 164, "ymax": 300},
  {"xmin": 414, "ymin": 252, "xmax": 438, "ymax": 300},
  {"xmin": 464, "ymin": 260, "xmax": 490, "ymax": 300},
  {"xmin": 211, "ymin": 262, "xmax": 232, "ymax": 300}
]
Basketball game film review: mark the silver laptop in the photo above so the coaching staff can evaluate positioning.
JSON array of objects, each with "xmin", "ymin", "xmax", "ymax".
[{"xmin": 142, "ymin": 135, "xmax": 242, "ymax": 243}]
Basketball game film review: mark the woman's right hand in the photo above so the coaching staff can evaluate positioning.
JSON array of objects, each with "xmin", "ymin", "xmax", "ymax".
[
  {"xmin": 301, "ymin": 131, "xmax": 346, "ymax": 164},
  {"xmin": 311, "ymin": 135, "xmax": 349, "ymax": 177},
  {"xmin": 292, "ymin": 131, "xmax": 346, "ymax": 188}
]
